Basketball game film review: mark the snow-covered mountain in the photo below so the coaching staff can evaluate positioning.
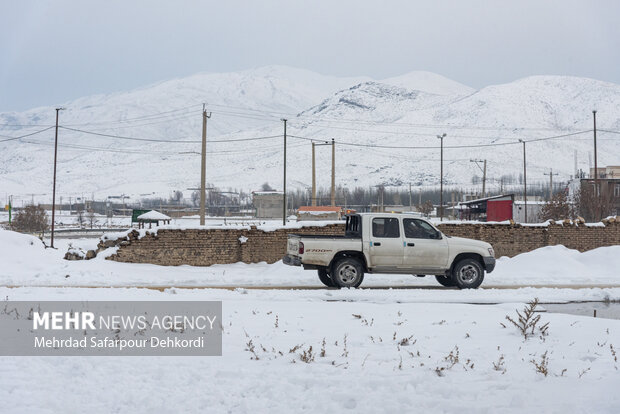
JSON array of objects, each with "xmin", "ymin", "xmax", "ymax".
[{"xmin": 1, "ymin": 66, "xmax": 619, "ymax": 204}]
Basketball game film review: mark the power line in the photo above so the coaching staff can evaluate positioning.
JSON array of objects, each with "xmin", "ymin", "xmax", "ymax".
[
  {"xmin": 67, "ymin": 112, "xmax": 199, "ymax": 131},
  {"xmin": 289, "ymin": 130, "xmax": 591, "ymax": 149},
  {"xmin": 0, "ymin": 105, "xmax": 202, "ymax": 129},
  {"xmin": 0, "ymin": 126, "xmax": 55, "ymax": 142},
  {"xmin": 19, "ymin": 137, "xmax": 306, "ymax": 156},
  {"xmin": 58, "ymin": 126, "xmax": 283, "ymax": 143},
  {"xmin": 59, "ymin": 126, "xmax": 201, "ymax": 143}
]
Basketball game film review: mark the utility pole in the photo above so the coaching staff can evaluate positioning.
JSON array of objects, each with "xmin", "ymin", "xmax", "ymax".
[
  {"xmin": 519, "ymin": 139, "xmax": 527, "ymax": 223},
  {"xmin": 200, "ymin": 104, "xmax": 211, "ymax": 226},
  {"xmin": 7, "ymin": 195, "xmax": 12, "ymax": 227},
  {"xmin": 51, "ymin": 107, "xmax": 64, "ymax": 248},
  {"xmin": 437, "ymin": 133, "xmax": 446, "ymax": 221},
  {"xmin": 543, "ymin": 169, "xmax": 558, "ymax": 200},
  {"xmin": 331, "ymin": 138, "xmax": 336, "ymax": 207},
  {"xmin": 311, "ymin": 142, "xmax": 316, "ymax": 206},
  {"xmin": 482, "ymin": 159, "xmax": 487, "ymax": 197},
  {"xmin": 593, "ymin": 110, "xmax": 600, "ymax": 220},
  {"xmin": 409, "ymin": 183, "xmax": 412, "ymax": 210},
  {"xmin": 281, "ymin": 118, "xmax": 287, "ymax": 225},
  {"xmin": 312, "ymin": 140, "xmax": 331, "ymax": 206},
  {"xmin": 470, "ymin": 159, "xmax": 487, "ymax": 197}
]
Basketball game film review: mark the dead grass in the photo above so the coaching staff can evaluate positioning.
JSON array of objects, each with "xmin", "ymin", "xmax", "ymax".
[
  {"xmin": 506, "ymin": 298, "xmax": 549, "ymax": 340},
  {"xmin": 530, "ymin": 351, "xmax": 549, "ymax": 376}
]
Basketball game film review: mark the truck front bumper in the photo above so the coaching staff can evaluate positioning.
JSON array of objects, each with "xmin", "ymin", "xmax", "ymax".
[
  {"xmin": 283, "ymin": 254, "xmax": 301, "ymax": 267},
  {"xmin": 483, "ymin": 256, "xmax": 496, "ymax": 273}
]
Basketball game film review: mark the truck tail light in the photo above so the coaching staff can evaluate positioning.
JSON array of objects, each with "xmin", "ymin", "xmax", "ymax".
[{"xmin": 298, "ymin": 242, "xmax": 304, "ymax": 255}]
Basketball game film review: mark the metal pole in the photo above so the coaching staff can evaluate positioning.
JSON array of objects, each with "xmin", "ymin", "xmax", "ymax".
[
  {"xmin": 549, "ymin": 169, "xmax": 553, "ymax": 200},
  {"xmin": 282, "ymin": 118, "xmax": 287, "ymax": 225},
  {"xmin": 311, "ymin": 142, "xmax": 316, "ymax": 206},
  {"xmin": 519, "ymin": 139, "xmax": 527, "ymax": 223},
  {"xmin": 437, "ymin": 134, "xmax": 446, "ymax": 221},
  {"xmin": 482, "ymin": 159, "xmax": 487, "ymax": 197},
  {"xmin": 51, "ymin": 107, "xmax": 63, "ymax": 248},
  {"xmin": 200, "ymin": 105, "xmax": 211, "ymax": 226},
  {"xmin": 593, "ymin": 110, "xmax": 599, "ymax": 220},
  {"xmin": 331, "ymin": 138, "xmax": 335, "ymax": 207},
  {"xmin": 409, "ymin": 183, "xmax": 412, "ymax": 210},
  {"xmin": 543, "ymin": 168, "xmax": 557, "ymax": 200}
]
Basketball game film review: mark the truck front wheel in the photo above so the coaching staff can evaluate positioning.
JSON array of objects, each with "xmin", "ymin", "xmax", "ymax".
[
  {"xmin": 452, "ymin": 259, "xmax": 484, "ymax": 289},
  {"xmin": 317, "ymin": 269, "xmax": 337, "ymax": 288},
  {"xmin": 331, "ymin": 258, "xmax": 364, "ymax": 288}
]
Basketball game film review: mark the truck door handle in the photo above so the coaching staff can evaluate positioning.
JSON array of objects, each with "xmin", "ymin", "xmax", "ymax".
[
  {"xmin": 373, "ymin": 242, "xmax": 381, "ymax": 247},
  {"xmin": 407, "ymin": 242, "xmax": 415, "ymax": 247}
]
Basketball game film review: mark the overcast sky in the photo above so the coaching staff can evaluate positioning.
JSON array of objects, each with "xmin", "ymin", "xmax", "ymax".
[{"xmin": 1, "ymin": 0, "xmax": 619, "ymax": 112}]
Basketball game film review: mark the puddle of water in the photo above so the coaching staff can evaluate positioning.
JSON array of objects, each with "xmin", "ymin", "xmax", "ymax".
[{"xmin": 543, "ymin": 302, "xmax": 620, "ymax": 320}]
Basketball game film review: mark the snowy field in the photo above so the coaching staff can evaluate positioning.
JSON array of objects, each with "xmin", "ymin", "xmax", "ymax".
[
  {"xmin": 0, "ymin": 210, "xmax": 269, "ymax": 230},
  {"xmin": 1, "ymin": 228, "xmax": 620, "ymax": 413},
  {"xmin": 1, "ymin": 286, "xmax": 620, "ymax": 413},
  {"xmin": 1, "ymin": 228, "xmax": 619, "ymax": 289}
]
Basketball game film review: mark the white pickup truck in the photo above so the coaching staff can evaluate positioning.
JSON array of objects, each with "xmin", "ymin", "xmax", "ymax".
[{"xmin": 283, "ymin": 213, "xmax": 496, "ymax": 289}]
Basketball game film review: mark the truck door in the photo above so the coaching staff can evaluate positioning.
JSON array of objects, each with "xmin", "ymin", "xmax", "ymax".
[
  {"xmin": 368, "ymin": 217, "xmax": 404, "ymax": 268},
  {"xmin": 402, "ymin": 218, "xmax": 449, "ymax": 271}
]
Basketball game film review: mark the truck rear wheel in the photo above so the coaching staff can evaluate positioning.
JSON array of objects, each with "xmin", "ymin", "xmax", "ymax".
[
  {"xmin": 435, "ymin": 275, "xmax": 456, "ymax": 287},
  {"xmin": 317, "ymin": 269, "xmax": 337, "ymax": 288},
  {"xmin": 331, "ymin": 258, "xmax": 364, "ymax": 288},
  {"xmin": 452, "ymin": 259, "xmax": 484, "ymax": 289}
]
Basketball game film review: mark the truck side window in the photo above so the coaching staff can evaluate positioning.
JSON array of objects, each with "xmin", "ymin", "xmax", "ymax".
[
  {"xmin": 372, "ymin": 218, "xmax": 400, "ymax": 238},
  {"xmin": 404, "ymin": 219, "xmax": 439, "ymax": 239}
]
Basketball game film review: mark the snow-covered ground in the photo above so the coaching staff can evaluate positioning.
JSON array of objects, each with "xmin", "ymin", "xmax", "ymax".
[
  {"xmin": 0, "ymin": 210, "xmax": 271, "ymax": 230},
  {"xmin": 1, "ymin": 229, "xmax": 618, "ymax": 289},
  {"xmin": 1, "ymin": 285, "xmax": 620, "ymax": 413},
  {"xmin": 1, "ymin": 228, "xmax": 620, "ymax": 412}
]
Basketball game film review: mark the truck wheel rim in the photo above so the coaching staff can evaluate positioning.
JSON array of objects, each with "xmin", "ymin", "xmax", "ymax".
[
  {"xmin": 458, "ymin": 265, "xmax": 478, "ymax": 283},
  {"xmin": 338, "ymin": 265, "xmax": 358, "ymax": 284}
]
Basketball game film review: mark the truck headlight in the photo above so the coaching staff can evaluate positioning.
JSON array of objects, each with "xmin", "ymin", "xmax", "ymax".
[{"xmin": 488, "ymin": 247, "xmax": 495, "ymax": 257}]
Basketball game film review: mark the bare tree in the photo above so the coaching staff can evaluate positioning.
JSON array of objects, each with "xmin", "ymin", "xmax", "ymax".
[
  {"xmin": 418, "ymin": 200, "xmax": 434, "ymax": 216},
  {"xmin": 169, "ymin": 190, "xmax": 183, "ymax": 205},
  {"xmin": 87, "ymin": 210, "xmax": 97, "ymax": 229},
  {"xmin": 575, "ymin": 184, "xmax": 615, "ymax": 222},
  {"xmin": 76, "ymin": 207, "xmax": 85, "ymax": 228},
  {"xmin": 539, "ymin": 191, "xmax": 576, "ymax": 221},
  {"xmin": 11, "ymin": 205, "xmax": 48, "ymax": 233},
  {"xmin": 191, "ymin": 190, "xmax": 200, "ymax": 207}
]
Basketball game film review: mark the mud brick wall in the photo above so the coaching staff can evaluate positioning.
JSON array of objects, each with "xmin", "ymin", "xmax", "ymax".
[
  {"xmin": 106, "ymin": 224, "xmax": 346, "ymax": 266},
  {"xmin": 437, "ymin": 220, "xmax": 620, "ymax": 258},
  {"xmin": 105, "ymin": 219, "xmax": 620, "ymax": 266}
]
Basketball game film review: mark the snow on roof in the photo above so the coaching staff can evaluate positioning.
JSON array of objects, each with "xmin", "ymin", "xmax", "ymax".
[
  {"xmin": 137, "ymin": 210, "xmax": 171, "ymax": 220},
  {"xmin": 298, "ymin": 206, "xmax": 341, "ymax": 212},
  {"xmin": 513, "ymin": 200, "xmax": 548, "ymax": 205},
  {"xmin": 458, "ymin": 194, "xmax": 514, "ymax": 205}
]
